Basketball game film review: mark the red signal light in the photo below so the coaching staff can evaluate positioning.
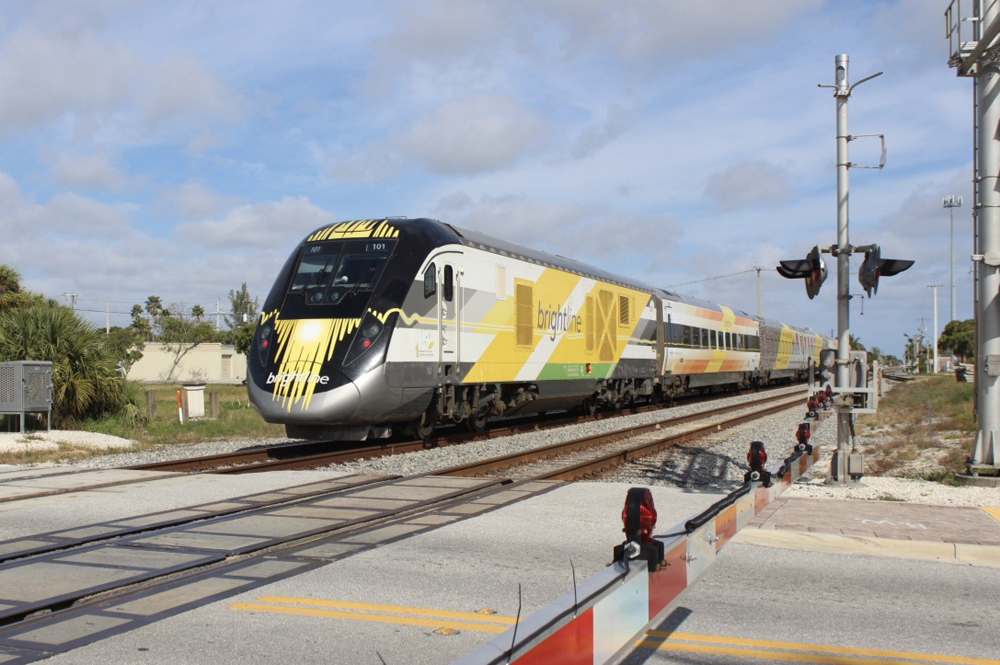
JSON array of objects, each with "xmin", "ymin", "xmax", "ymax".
[
  {"xmin": 797, "ymin": 423, "xmax": 811, "ymax": 444},
  {"xmin": 621, "ymin": 488, "xmax": 657, "ymax": 545},
  {"xmin": 363, "ymin": 339, "xmax": 371, "ymax": 348},
  {"xmin": 747, "ymin": 441, "xmax": 767, "ymax": 470}
]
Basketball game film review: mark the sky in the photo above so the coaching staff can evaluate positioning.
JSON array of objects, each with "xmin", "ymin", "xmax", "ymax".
[{"xmin": 0, "ymin": 0, "xmax": 976, "ymax": 357}]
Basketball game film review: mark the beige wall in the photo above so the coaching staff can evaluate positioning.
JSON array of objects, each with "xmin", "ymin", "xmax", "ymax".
[{"xmin": 127, "ymin": 343, "xmax": 247, "ymax": 383}]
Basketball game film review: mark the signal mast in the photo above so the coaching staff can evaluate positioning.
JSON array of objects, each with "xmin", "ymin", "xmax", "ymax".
[{"xmin": 778, "ymin": 55, "xmax": 912, "ymax": 486}]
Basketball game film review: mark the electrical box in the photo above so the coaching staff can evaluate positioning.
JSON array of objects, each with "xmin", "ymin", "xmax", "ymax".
[
  {"xmin": 848, "ymin": 452, "xmax": 865, "ymax": 479},
  {"xmin": 0, "ymin": 361, "xmax": 53, "ymax": 433}
]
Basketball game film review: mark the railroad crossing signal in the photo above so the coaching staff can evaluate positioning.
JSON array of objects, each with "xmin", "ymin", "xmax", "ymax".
[
  {"xmin": 776, "ymin": 245, "xmax": 828, "ymax": 299},
  {"xmin": 857, "ymin": 244, "xmax": 914, "ymax": 297}
]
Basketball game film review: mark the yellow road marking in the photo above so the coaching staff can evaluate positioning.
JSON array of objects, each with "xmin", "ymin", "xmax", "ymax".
[
  {"xmin": 637, "ymin": 641, "xmax": 940, "ymax": 665},
  {"xmin": 640, "ymin": 632, "xmax": 1000, "ymax": 665},
  {"xmin": 252, "ymin": 596, "xmax": 516, "ymax": 624},
  {"xmin": 980, "ymin": 506, "xmax": 1000, "ymax": 524},
  {"xmin": 230, "ymin": 599, "xmax": 996, "ymax": 664},
  {"xmin": 230, "ymin": 603, "xmax": 510, "ymax": 633},
  {"xmin": 230, "ymin": 597, "xmax": 516, "ymax": 633}
]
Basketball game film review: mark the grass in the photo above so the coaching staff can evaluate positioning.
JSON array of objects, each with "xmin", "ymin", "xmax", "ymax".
[
  {"xmin": 859, "ymin": 375, "xmax": 975, "ymax": 479},
  {"xmin": 0, "ymin": 383, "xmax": 285, "ymax": 465},
  {"xmin": 89, "ymin": 383, "xmax": 286, "ymax": 445}
]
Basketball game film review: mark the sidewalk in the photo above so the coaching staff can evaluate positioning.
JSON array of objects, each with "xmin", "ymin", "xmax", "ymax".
[{"xmin": 735, "ymin": 496, "xmax": 1000, "ymax": 568}]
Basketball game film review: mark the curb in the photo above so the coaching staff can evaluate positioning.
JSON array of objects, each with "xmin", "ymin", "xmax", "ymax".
[{"xmin": 733, "ymin": 529, "xmax": 1000, "ymax": 569}]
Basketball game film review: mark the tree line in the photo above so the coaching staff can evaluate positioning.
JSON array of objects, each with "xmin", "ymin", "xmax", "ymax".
[{"xmin": 0, "ymin": 265, "xmax": 258, "ymax": 429}]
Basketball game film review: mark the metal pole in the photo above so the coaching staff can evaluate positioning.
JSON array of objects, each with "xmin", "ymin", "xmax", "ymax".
[
  {"xmin": 756, "ymin": 267, "xmax": 762, "ymax": 318},
  {"xmin": 832, "ymin": 54, "xmax": 854, "ymax": 486},
  {"xmin": 972, "ymin": 0, "xmax": 1000, "ymax": 473},
  {"xmin": 943, "ymin": 195, "xmax": 962, "ymax": 323},
  {"xmin": 929, "ymin": 285, "xmax": 940, "ymax": 374},
  {"xmin": 951, "ymin": 206, "xmax": 956, "ymax": 322}
]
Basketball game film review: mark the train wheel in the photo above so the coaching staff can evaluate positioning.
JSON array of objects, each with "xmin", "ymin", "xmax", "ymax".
[
  {"xmin": 467, "ymin": 410, "xmax": 489, "ymax": 433},
  {"xmin": 581, "ymin": 396, "xmax": 597, "ymax": 417},
  {"xmin": 413, "ymin": 410, "xmax": 437, "ymax": 442}
]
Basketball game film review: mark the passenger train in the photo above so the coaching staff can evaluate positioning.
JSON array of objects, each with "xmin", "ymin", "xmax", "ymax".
[{"xmin": 247, "ymin": 218, "xmax": 833, "ymax": 440}]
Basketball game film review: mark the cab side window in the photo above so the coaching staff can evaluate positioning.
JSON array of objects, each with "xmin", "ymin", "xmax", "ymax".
[
  {"xmin": 443, "ymin": 265, "xmax": 454, "ymax": 302},
  {"xmin": 423, "ymin": 263, "xmax": 436, "ymax": 298}
]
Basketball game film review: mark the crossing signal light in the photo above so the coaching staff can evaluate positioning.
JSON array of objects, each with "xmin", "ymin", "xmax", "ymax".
[
  {"xmin": 777, "ymin": 245, "xmax": 828, "ymax": 300},
  {"xmin": 858, "ymin": 244, "xmax": 914, "ymax": 297}
]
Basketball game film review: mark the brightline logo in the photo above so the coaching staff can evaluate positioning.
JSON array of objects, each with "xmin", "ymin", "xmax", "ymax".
[{"xmin": 266, "ymin": 372, "xmax": 330, "ymax": 387}]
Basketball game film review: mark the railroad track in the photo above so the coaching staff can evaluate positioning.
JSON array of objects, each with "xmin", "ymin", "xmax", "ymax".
[
  {"xmin": 129, "ymin": 386, "xmax": 807, "ymax": 475},
  {"xmin": 437, "ymin": 391, "xmax": 807, "ymax": 482},
  {"xmin": 0, "ymin": 471, "xmax": 561, "ymax": 652},
  {"xmin": 0, "ymin": 389, "xmax": 811, "ymax": 660}
]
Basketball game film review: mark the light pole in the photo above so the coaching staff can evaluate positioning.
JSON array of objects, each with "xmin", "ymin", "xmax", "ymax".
[
  {"xmin": 929, "ymin": 284, "xmax": 942, "ymax": 373},
  {"xmin": 943, "ymin": 195, "xmax": 962, "ymax": 323}
]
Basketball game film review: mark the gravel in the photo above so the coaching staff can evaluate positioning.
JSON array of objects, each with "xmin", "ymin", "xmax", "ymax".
[{"xmin": 9, "ymin": 384, "xmax": 999, "ymax": 508}]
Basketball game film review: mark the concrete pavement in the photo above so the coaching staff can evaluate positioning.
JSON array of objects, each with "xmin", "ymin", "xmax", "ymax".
[{"xmin": 737, "ymin": 495, "xmax": 1000, "ymax": 568}]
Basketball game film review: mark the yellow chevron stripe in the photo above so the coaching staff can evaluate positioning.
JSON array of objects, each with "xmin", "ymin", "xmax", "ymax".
[
  {"xmin": 271, "ymin": 317, "xmax": 360, "ymax": 410},
  {"xmin": 719, "ymin": 305, "xmax": 735, "ymax": 332},
  {"xmin": 307, "ymin": 220, "xmax": 399, "ymax": 242}
]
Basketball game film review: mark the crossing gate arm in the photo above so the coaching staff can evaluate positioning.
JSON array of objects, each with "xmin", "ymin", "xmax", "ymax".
[{"xmin": 456, "ymin": 429, "xmax": 822, "ymax": 665}]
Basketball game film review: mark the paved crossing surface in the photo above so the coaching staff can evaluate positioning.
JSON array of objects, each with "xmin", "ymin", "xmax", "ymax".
[{"xmin": 0, "ymin": 465, "xmax": 996, "ymax": 663}]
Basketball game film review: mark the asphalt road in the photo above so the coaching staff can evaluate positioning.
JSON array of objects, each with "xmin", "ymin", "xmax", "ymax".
[{"xmin": 619, "ymin": 541, "xmax": 1000, "ymax": 664}]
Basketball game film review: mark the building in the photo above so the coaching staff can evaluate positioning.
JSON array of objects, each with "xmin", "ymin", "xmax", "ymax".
[{"xmin": 126, "ymin": 343, "xmax": 247, "ymax": 384}]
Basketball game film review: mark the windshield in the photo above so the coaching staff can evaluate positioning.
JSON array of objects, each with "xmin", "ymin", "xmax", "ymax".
[{"xmin": 288, "ymin": 240, "xmax": 395, "ymax": 307}]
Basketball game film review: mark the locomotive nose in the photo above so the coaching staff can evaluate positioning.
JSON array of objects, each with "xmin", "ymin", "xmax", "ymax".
[{"xmin": 248, "ymin": 368, "xmax": 361, "ymax": 423}]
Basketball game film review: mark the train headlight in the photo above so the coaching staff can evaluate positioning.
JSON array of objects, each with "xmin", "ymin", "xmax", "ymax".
[
  {"xmin": 345, "ymin": 312, "xmax": 388, "ymax": 365},
  {"xmin": 256, "ymin": 323, "xmax": 273, "ymax": 364}
]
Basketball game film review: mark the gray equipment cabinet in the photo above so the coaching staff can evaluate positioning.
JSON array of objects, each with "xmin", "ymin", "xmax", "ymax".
[{"xmin": 0, "ymin": 361, "xmax": 53, "ymax": 433}]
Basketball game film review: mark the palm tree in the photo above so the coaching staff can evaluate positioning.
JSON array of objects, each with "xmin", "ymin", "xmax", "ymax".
[
  {"xmin": 0, "ymin": 265, "xmax": 24, "ymax": 313},
  {"xmin": 191, "ymin": 304, "xmax": 205, "ymax": 320},
  {"xmin": 0, "ymin": 303, "xmax": 129, "ymax": 423}
]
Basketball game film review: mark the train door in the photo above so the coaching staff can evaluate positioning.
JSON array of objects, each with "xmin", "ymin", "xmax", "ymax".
[
  {"xmin": 437, "ymin": 258, "xmax": 461, "ymax": 381},
  {"xmin": 654, "ymin": 304, "xmax": 664, "ymax": 379}
]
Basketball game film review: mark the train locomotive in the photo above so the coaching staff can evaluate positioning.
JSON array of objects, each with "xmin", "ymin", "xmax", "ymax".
[{"xmin": 247, "ymin": 217, "xmax": 833, "ymax": 440}]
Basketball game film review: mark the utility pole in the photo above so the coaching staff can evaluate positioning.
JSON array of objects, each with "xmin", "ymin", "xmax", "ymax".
[
  {"xmin": 928, "ymin": 285, "xmax": 942, "ymax": 373},
  {"xmin": 62, "ymin": 293, "xmax": 78, "ymax": 311},
  {"xmin": 947, "ymin": 0, "xmax": 1000, "ymax": 477},
  {"xmin": 216, "ymin": 299, "xmax": 221, "ymax": 332},
  {"xmin": 755, "ymin": 266, "xmax": 762, "ymax": 318},
  {"xmin": 943, "ymin": 196, "xmax": 962, "ymax": 322}
]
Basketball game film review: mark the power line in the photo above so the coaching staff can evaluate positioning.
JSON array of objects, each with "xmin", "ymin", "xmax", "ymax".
[{"xmin": 666, "ymin": 267, "xmax": 759, "ymax": 289}]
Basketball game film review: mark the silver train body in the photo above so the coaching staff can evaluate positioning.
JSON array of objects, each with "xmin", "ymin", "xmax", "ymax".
[{"xmin": 247, "ymin": 218, "xmax": 834, "ymax": 440}]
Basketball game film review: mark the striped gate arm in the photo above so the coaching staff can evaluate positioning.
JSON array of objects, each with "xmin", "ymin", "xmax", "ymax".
[{"xmin": 455, "ymin": 418, "xmax": 822, "ymax": 665}]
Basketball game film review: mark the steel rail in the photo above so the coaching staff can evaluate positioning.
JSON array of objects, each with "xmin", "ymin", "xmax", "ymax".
[
  {"xmin": 129, "ymin": 386, "xmax": 806, "ymax": 475},
  {"xmin": 538, "ymin": 398, "xmax": 802, "ymax": 482},
  {"xmin": 435, "ymin": 392, "xmax": 805, "ymax": 479}
]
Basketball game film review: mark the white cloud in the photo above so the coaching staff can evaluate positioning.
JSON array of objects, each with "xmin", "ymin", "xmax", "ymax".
[
  {"xmin": 394, "ymin": 94, "xmax": 545, "ymax": 174},
  {"xmin": 0, "ymin": 171, "xmax": 19, "ymax": 200},
  {"xmin": 568, "ymin": 104, "xmax": 633, "ymax": 159},
  {"xmin": 175, "ymin": 196, "xmax": 332, "ymax": 249},
  {"xmin": 44, "ymin": 150, "xmax": 129, "ymax": 190},
  {"xmin": 45, "ymin": 192, "xmax": 132, "ymax": 235},
  {"xmin": 703, "ymin": 161, "xmax": 792, "ymax": 212},
  {"xmin": 434, "ymin": 191, "xmax": 682, "ymax": 269},
  {"xmin": 142, "ymin": 54, "xmax": 242, "ymax": 130},
  {"xmin": 0, "ymin": 177, "xmax": 131, "ymax": 239},
  {"xmin": 0, "ymin": 25, "xmax": 241, "ymax": 142},
  {"xmin": 534, "ymin": 0, "xmax": 823, "ymax": 64},
  {"xmin": 162, "ymin": 182, "xmax": 230, "ymax": 221}
]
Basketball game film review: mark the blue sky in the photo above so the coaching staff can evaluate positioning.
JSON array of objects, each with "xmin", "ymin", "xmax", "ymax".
[{"xmin": 0, "ymin": 0, "xmax": 973, "ymax": 356}]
